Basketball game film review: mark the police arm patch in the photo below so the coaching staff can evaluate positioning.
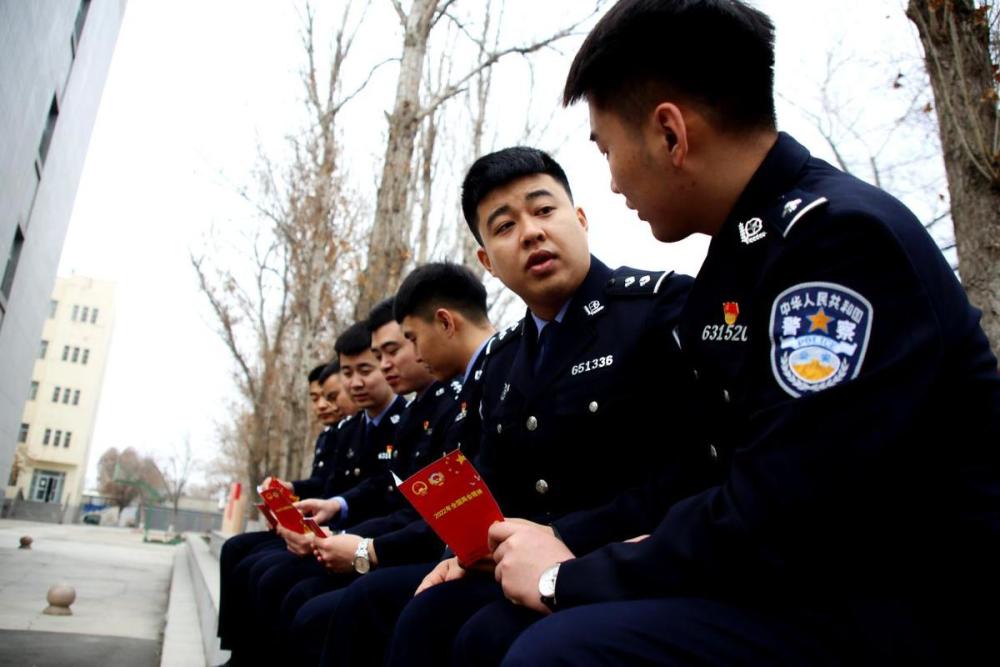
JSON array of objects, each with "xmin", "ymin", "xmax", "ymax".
[{"xmin": 768, "ymin": 282, "xmax": 873, "ymax": 398}]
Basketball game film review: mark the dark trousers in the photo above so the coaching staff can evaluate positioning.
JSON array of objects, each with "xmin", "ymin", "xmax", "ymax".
[
  {"xmin": 217, "ymin": 531, "xmax": 282, "ymax": 649},
  {"xmin": 320, "ymin": 563, "xmax": 435, "ymax": 667},
  {"xmin": 284, "ymin": 572, "xmax": 358, "ymax": 664}
]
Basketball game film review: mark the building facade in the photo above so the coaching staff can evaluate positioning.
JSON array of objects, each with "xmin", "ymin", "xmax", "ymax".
[
  {"xmin": 0, "ymin": 0, "xmax": 126, "ymax": 487},
  {"xmin": 8, "ymin": 276, "xmax": 115, "ymax": 520}
]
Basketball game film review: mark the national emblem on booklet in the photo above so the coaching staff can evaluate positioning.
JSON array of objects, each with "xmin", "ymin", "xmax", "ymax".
[
  {"xmin": 394, "ymin": 450, "xmax": 503, "ymax": 565},
  {"xmin": 257, "ymin": 479, "xmax": 325, "ymax": 537}
]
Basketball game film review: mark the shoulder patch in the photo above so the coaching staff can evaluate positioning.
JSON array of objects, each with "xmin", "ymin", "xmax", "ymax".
[
  {"xmin": 606, "ymin": 266, "xmax": 671, "ymax": 296},
  {"xmin": 769, "ymin": 281, "xmax": 872, "ymax": 398},
  {"xmin": 762, "ymin": 190, "xmax": 829, "ymax": 238},
  {"xmin": 485, "ymin": 319, "xmax": 524, "ymax": 356}
]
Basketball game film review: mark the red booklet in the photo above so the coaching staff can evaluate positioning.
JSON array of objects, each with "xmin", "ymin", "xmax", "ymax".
[
  {"xmin": 395, "ymin": 450, "xmax": 503, "ymax": 565},
  {"xmin": 256, "ymin": 479, "xmax": 325, "ymax": 537}
]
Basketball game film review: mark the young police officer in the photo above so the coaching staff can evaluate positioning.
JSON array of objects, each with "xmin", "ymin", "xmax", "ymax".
[
  {"xmin": 482, "ymin": 2, "xmax": 1000, "ymax": 665},
  {"xmin": 321, "ymin": 147, "xmax": 711, "ymax": 667}
]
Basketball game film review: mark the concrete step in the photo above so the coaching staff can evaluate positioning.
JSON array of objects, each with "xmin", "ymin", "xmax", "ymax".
[{"xmin": 160, "ymin": 534, "xmax": 229, "ymax": 667}]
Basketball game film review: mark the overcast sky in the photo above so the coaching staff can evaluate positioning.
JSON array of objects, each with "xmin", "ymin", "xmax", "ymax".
[{"xmin": 59, "ymin": 0, "xmax": 943, "ymax": 490}]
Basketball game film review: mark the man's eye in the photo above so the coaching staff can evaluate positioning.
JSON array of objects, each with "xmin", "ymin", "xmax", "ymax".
[
  {"xmin": 537, "ymin": 206, "xmax": 555, "ymax": 215},
  {"xmin": 495, "ymin": 221, "xmax": 513, "ymax": 234}
]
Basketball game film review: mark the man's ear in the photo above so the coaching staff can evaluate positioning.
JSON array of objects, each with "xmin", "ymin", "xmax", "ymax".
[
  {"xmin": 653, "ymin": 102, "xmax": 688, "ymax": 167},
  {"xmin": 476, "ymin": 247, "xmax": 494, "ymax": 275},
  {"xmin": 576, "ymin": 206, "xmax": 589, "ymax": 233},
  {"xmin": 434, "ymin": 308, "xmax": 456, "ymax": 336}
]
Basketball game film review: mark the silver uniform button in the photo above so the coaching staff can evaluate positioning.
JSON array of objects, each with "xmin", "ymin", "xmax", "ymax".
[
  {"xmin": 318, "ymin": 461, "xmax": 324, "ymax": 468},
  {"xmin": 354, "ymin": 467, "xmax": 361, "ymax": 476},
  {"xmin": 588, "ymin": 401, "xmax": 598, "ymax": 413},
  {"xmin": 526, "ymin": 416, "xmax": 538, "ymax": 431},
  {"xmin": 722, "ymin": 389, "xmax": 730, "ymax": 403},
  {"xmin": 535, "ymin": 479, "xmax": 549, "ymax": 495},
  {"xmin": 709, "ymin": 444, "xmax": 719, "ymax": 460},
  {"xmin": 497, "ymin": 423, "xmax": 503, "ymax": 434}
]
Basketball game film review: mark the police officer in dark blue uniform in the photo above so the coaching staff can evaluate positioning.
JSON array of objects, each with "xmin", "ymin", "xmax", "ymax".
[
  {"xmin": 319, "ymin": 147, "xmax": 711, "ymax": 667},
  {"xmin": 482, "ymin": 2, "xmax": 1000, "ymax": 665},
  {"xmin": 217, "ymin": 361, "xmax": 343, "ymax": 653}
]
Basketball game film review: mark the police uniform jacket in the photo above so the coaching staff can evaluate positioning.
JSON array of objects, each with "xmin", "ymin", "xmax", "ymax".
[
  {"xmin": 372, "ymin": 335, "xmax": 517, "ymax": 567},
  {"xmin": 476, "ymin": 256, "xmax": 710, "ymax": 527},
  {"xmin": 291, "ymin": 426, "xmax": 337, "ymax": 499},
  {"xmin": 554, "ymin": 133, "xmax": 1000, "ymax": 615},
  {"xmin": 320, "ymin": 395, "xmax": 408, "ymax": 505},
  {"xmin": 340, "ymin": 380, "xmax": 460, "ymax": 531}
]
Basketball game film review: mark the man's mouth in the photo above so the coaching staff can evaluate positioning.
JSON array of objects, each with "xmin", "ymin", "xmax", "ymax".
[{"xmin": 526, "ymin": 249, "xmax": 557, "ymax": 274}]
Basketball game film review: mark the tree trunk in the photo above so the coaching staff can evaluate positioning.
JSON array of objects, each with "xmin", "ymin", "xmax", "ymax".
[
  {"xmin": 355, "ymin": 0, "xmax": 439, "ymax": 319},
  {"xmin": 907, "ymin": 0, "xmax": 1000, "ymax": 359}
]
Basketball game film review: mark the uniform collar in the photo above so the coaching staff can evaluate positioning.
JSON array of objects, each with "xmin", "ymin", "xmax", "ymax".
[
  {"xmin": 364, "ymin": 394, "xmax": 398, "ymax": 427},
  {"xmin": 463, "ymin": 337, "xmax": 490, "ymax": 383},
  {"xmin": 727, "ymin": 132, "xmax": 811, "ymax": 226}
]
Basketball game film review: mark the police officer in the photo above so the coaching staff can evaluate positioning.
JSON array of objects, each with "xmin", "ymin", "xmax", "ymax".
[
  {"xmin": 226, "ymin": 321, "xmax": 407, "ymax": 664},
  {"xmin": 321, "ymin": 147, "xmax": 710, "ymax": 667},
  {"xmin": 217, "ymin": 361, "xmax": 342, "ymax": 653},
  {"xmin": 484, "ymin": 2, "xmax": 1000, "ymax": 665}
]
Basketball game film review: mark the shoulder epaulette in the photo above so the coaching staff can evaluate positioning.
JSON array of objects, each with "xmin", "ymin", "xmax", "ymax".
[
  {"xmin": 605, "ymin": 266, "xmax": 672, "ymax": 296},
  {"xmin": 485, "ymin": 319, "xmax": 523, "ymax": 357},
  {"xmin": 337, "ymin": 413, "xmax": 359, "ymax": 430},
  {"xmin": 763, "ymin": 189, "xmax": 829, "ymax": 238}
]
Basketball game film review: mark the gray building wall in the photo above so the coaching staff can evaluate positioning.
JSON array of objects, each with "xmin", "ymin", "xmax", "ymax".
[{"xmin": 0, "ymin": 0, "xmax": 126, "ymax": 488}]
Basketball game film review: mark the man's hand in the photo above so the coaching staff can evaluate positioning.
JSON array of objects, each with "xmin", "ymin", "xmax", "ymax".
[
  {"xmin": 261, "ymin": 476, "xmax": 294, "ymax": 492},
  {"xmin": 489, "ymin": 519, "xmax": 574, "ymax": 614},
  {"xmin": 414, "ymin": 557, "xmax": 467, "ymax": 595},
  {"xmin": 313, "ymin": 533, "xmax": 367, "ymax": 574},
  {"xmin": 295, "ymin": 497, "xmax": 342, "ymax": 524},
  {"xmin": 276, "ymin": 524, "xmax": 316, "ymax": 557}
]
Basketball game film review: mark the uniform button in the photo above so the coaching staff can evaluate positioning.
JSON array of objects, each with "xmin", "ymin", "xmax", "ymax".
[
  {"xmin": 526, "ymin": 416, "xmax": 538, "ymax": 431},
  {"xmin": 318, "ymin": 461, "xmax": 325, "ymax": 468},
  {"xmin": 387, "ymin": 485, "xmax": 395, "ymax": 492},
  {"xmin": 722, "ymin": 389, "xmax": 730, "ymax": 403},
  {"xmin": 496, "ymin": 423, "xmax": 503, "ymax": 434},
  {"xmin": 709, "ymin": 444, "xmax": 718, "ymax": 460},
  {"xmin": 588, "ymin": 401, "xmax": 598, "ymax": 413},
  {"xmin": 535, "ymin": 479, "xmax": 549, "ymax": 495},
  {"xmin": 353, "ymin": 468, "xmax": 361, "ymax": 476}
]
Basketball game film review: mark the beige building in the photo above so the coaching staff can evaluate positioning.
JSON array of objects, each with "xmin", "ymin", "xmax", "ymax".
[{"xmin": 8, "ymin": 276, "xmax": 115, "ymax": 520}]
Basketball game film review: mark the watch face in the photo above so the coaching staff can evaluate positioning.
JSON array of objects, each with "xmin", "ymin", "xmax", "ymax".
[{"xmin": 353, "ymin": 556, "xmax": 370, "ymax": 574}]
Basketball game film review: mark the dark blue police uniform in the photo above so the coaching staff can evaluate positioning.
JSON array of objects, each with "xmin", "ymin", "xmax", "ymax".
[
  {"xmin": 366, "ymin": 257, "xmax": 710, "ymax": 667},
  {"xmin": 500, "ymin": 133, "xmax": 1000, "ymax": 666},
  {"xmin": 217, "ymin": 424, "xmax": 339, "ymax": 650}
]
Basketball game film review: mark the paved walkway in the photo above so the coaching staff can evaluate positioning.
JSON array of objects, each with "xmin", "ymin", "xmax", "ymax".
[{"xmin": 0, "ymin": 519, "xmax": 175, "ymax": 666}]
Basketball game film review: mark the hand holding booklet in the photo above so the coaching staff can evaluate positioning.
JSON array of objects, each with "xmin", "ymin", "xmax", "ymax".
[
  {"xmin": 256, "ymin": 478, "xmax": 325, "ymax": 537},
  {"xmin": 394, "ymin": 450, "xmax": 503, "ymax": 564}
]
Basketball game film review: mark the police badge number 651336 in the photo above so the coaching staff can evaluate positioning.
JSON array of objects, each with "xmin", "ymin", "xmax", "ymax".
[{"xmin": 769, "ymin": 282, "xmax": 873, "ymax": 398}]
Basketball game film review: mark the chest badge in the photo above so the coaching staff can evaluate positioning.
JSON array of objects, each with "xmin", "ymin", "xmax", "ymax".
[
  {"xmin": 770, "ymin": 282, "xmax": 873, "ymax": 398},
  {"xmin": 701, "ymin": 302, "xmax": 748, "ymax": 342},
  {"xmin": 738, "ymin": 217, "xmax": 767, "ymax": 245},
  {"xmin": 723, "ymin": 302, "xmax": 739, "ymax": 325},
  {"xmin": 378, "ymin": 445, "xmax": 396, "ymax": 461}
]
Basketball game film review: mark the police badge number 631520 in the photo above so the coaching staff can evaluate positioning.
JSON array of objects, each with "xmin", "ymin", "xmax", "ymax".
[{"xmin": 769, "ymin": 282, "xmax": 873, "ymax": 398}]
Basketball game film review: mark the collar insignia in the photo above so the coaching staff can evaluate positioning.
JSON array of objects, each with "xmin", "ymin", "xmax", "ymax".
[
  {"xmin": 738, "ymin": 217, "xmax": 767, "ymax": 245},
  {"xmin": 583, "ymin": 300, "xmax": 604, "ymax": 316},
  {"xmin": 782, "ymin": 199, "xmax": 802, "ymax": 217}
]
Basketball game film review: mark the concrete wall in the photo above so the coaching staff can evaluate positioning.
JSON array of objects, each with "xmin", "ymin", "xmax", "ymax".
[{"xmin": 0, "ymin": 1, "xmax": 126, "ymax": 488}]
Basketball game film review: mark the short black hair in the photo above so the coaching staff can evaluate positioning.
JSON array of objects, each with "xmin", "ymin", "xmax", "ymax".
[
  {"xmin": 461, "ymin": 146, "xmax": 572, "ymax": 245},
  {"xmin": 307, "ymin": 364, "xmax": 327, "ymax": 384},
  {"xmin": 564, "ymin": 0, "xmax": 776, "ymax": 132},
  {"xmin": 334, "ymin": 321, "xmax": 372, "ymax": 357},
  {"xmin": 395, "ymin": 263, "xmax": 489, "ymax": 325},
  {"xmin": 367, "ymin": 298, "xmax": 396, "ymax": 334},
  {"xmin": 318, "ymin": 360, "xmax": 341, "ymax": 384}
]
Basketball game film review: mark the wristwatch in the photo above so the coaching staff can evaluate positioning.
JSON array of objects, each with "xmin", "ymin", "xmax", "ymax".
[
  {"xmin": 538, "ymin": 563, "xmax": 561, "ymax": 609},
  {"xmin": 353, "ymin": 538, "xmax": 372, "ymax": 574}
]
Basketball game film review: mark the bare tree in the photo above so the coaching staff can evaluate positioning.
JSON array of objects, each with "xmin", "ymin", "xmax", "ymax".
[
  {"xmin": 162, "ymin": 436, "xmax": 197, "ymax": 524},
  {"xmin": 98, "ymin": 447, "xmax": 164, "ymax": 512},
  {"xmin": 907, "ymin": 0, "xmax": 1000, "ymax": 358},
  {"xmin": 355, "ymin": 0, "xmax": 606, "ymax": 317}
]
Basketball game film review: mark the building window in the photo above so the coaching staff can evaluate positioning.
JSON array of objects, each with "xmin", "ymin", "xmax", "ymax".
[
  {"xmin": 53, "ymin": 430, "xmax": 62, "ymax": 447},
  {"xmin": 82, "ymin": 349, "xmax": 90, "ymax": 364},
  {"xmin": 52, "ymin": 386, "xmax": 61, "ymax": 402},
  {"xmin": 18, "ymin": 423, "xmax": 29, "ymax": 443},
  {"xmin": 64, "ymin": 432, "xmax": 72, "ymax": 448},
  {"xmin": 39, "ymin": 340, "xmax": 48, "ymax": 359},
  {"xmin": 43, "ymin": 428, "xmax": 52, "ymax": 445},
  {"xmin": 71, "ymin": 347, "xmax": 80, "ymax": 362},
  {"xmin": 72, "ymin": 389, "xmax": 80, "ymax": 405},
  {"xmin": 62, "ymin": 345, "xmax": 70, "ymax": 361},
  {"xmin": 81, "ymin": 306, "xmax": 89, "ymax": 322},
  {"xmin": 1, "ymin": 226, "xmax": 25, "ymax": 300},
  {"xmin": 90, "ymin": 307, "xmax": 99, "ymax": 324},
  {"xmin": 30, "ymin": 381, "xmax": 39, "ymax": 400},
  {"xmin": 62, "ymin": 387, "xmax": 71, "ymax": 404},
  {"xmin": 37, "ymin": 94, "xmax": 60, "ymax": 168},
  {"xmin": 50, "ymin": 300, "xmax": 58, "ymax": 318},
  {"xmin": 72, "ymin": 304, "xmax": 79, "ymax": 321}
]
